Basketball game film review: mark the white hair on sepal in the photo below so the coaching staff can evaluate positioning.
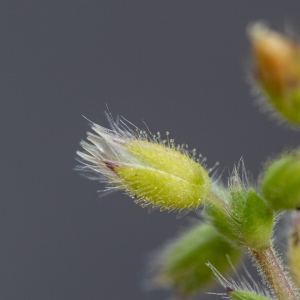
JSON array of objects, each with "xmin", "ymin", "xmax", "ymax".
[
  {"xmin": 251, "ymin": 82, "xmax": 300, "ymax": 131},
  {"xmin": 106, "ymin": 111, "xmax": 206, "ymax": 162},
  {"xmin": 206, "ymin": 258, "xmax": 274, "ymax": 299},
  {"xmin": 271, "ymin": 211, "xmax": 290, "ymax": 254},
  {"xmin": 211, "ymin": 176, "xmax": 230, "ymax": 204},
  {"xmin": 228, "ymin": 158, "xmax": 252, "ymax": 191},
  {"xmin": 209, "ymin": 158, "xmax": 254, "ymax": 211},
  {"xmin": 76, "ymin": 115, "xmax": 138, "ymax": 178}
]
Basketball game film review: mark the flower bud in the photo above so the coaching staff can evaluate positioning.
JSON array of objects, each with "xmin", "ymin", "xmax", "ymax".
[
  {"xmin": 248, "ymin": 22, "xmax": 300, "ymax": 125},
  {"xmin": 154, "ymin": 223, "xmax": 241, "ymax": 297},
  {"xmin": 77, "ymin": 119, "xmax": 211, "ymax": 211},
  {"xmin": 261, "ymin": 150, "xmax": 300, "ymax": 210},
  {"xmin": 287, "ymin": 213, "xmax": 300, "ymax": 290}
]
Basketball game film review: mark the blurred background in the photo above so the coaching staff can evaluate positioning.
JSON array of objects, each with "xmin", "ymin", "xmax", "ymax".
[{"xmin": 1, "ymin": 1, "xmax": 300, "ymax": 299}]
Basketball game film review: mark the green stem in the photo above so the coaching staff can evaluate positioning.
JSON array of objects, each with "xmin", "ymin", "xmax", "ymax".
[{"xmin": 250, "ymin": 246, "xmax": 298, "ymax": 300}]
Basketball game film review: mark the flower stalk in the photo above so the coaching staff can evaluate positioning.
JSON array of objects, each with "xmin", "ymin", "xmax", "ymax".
[
  {"xmin": 251, "ymin": 246, "xmax": 298, "ymax": 300},
  {"xmin": 287, "ymin": 213, "xmax": 300, "ymax": 291}
]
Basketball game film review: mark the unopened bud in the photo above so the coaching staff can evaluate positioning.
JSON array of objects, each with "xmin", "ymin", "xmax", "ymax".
[
  {"xmin": 261, "ymin": 150, "xmax": 300, "ymax": 210},
  {"xmin": 248, "ymin": 22, "xmax": 300, "ymax": 125},
  {"xmin": 155, "ymin": 223, "xmax": 241, "ymax": 296},
  {"xmin": 77, "ymin": 119, "xmax": 211, "ymax": 211}
]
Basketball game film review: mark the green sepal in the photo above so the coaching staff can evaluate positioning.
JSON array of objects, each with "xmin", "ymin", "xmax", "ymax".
[
  {"xmin": 228, "ymin": 289, "xmax": 271, "ymax": 300},
  {"xmin": 261, "ymin": 150, "xmax": 300, "ymax": 210},
  {"xmin": 206, "ymin": 201, "xmax": 240, "ymax": 246},
  {"xmin": 231, "ymin": 189, "xmax": 273, "ymax": 249},
  {"xmin": 158, "ymin": 223, "xmax": 241, "ymax": 296},
  {"xmin": 207, "ymin": 189, "xmax": 273, "ymax": 250}
]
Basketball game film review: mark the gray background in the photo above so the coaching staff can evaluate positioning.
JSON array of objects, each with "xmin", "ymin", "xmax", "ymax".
[{"xmin": 2, "ymin": 1, "xmax": 300, "ymax": 299}]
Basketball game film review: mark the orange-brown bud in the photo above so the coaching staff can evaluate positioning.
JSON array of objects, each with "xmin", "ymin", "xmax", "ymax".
[{"xmin": 248, "ymin": 22, "xmax": 300, "ymax": 125}]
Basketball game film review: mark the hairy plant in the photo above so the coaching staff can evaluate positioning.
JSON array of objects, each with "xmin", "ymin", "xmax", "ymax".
[{"xmin": 76, "ymin": 22, "xmax": 300, "ymax": 299}]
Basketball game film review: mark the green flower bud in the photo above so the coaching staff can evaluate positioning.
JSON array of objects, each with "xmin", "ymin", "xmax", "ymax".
[
  {"xmin": 248, "ymin": 22, "xmax": 300, "ymax": 126},
  {"xmin": 227, "ymin": 288, "xmax": 271, "ymax": 300},
  {"xmin": 287, "ymin": 213, "xmax": 300, "ymax": 290},
  {"xmin": 155, "ymin": 223, "xmax": 241, "ymax": 297},
  {"xmin": 207, "ymin": 173, "xmax": 273, "ymax": 250},
  {"xmin": 77, "ymin": 117, "xmax": 211, "ymax": 211},
  {"xmin": 261, "ymin": 150, "xmax": 300, "ymax": 210}
]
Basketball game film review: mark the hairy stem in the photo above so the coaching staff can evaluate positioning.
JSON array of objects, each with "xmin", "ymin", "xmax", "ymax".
[{"xmin": 250, "ymin": 246, "xmax": 298, "ymax": 300}]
